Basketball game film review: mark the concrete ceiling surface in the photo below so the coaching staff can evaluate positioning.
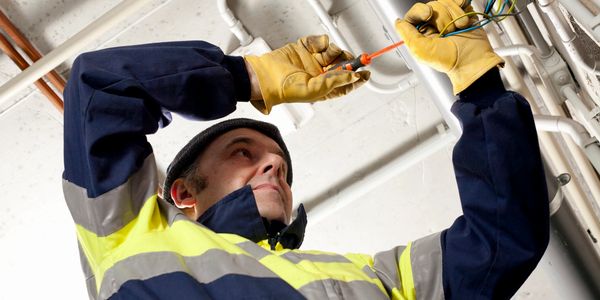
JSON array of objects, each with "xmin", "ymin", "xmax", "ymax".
[{"xmin": 0, "ymin": 0, "xmax": 561, "ymax": 299}]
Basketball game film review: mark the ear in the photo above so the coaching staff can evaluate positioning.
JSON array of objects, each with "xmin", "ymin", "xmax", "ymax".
[{"xmin": 171, "ymin": 178, "xmax": 198, "ymax": 209}]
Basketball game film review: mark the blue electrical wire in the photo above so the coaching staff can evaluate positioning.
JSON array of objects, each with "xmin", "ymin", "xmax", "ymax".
[
  {"xmin": 440, "ymin": 0, "xmax": 520, "ymax": 38},
  {"xmin": 413, "ymin": 0, "xmax": 519, "ymax": 37}
]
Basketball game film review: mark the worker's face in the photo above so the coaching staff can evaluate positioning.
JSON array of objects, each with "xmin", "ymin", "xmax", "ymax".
[{"xmin": 191, "ymin": 128, "xmax": 293, "ymax": 224}]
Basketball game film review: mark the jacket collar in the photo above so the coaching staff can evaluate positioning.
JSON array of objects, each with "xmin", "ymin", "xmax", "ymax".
[{"xmin": 196, "ymin": 185, "xmax": 306, "ymax": 250}]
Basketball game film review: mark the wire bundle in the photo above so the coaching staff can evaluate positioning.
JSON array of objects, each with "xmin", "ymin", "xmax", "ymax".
[{"xmin": 439, "ymin": 0, "xmax": 520, "ymax": 37}]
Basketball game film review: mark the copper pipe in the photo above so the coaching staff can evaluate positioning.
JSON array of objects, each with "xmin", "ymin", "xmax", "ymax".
[
  {"xmin": 0, "ymin": 9, "xmax": 66, "ymax": 93},
  {"xmin": 0, "ymin": 33, "xmax": 63, "ymax": 112}
]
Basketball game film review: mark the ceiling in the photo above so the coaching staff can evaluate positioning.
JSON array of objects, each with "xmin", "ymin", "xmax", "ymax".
[{"xmin": 0, "ymin": 0, "xmax": 563, "ymax": 298}]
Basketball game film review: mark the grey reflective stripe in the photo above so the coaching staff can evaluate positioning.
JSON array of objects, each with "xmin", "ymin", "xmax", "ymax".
[
  {"xmin": 298, "ymin": 278, "xmax": 389, "ymax": 300},
  {"xmin": 362, "ymin": 265, "xmax": 379, "ymax": 280},
  {"xmin": 98, "ymin": 249, "xmax": 279, "ymax": 299},
  {"xmin": 78, "ymin": 241, "xmax": 98, "ymax": 300},
  {"xmin": 63, "ymin": 154, "xmax": 158, "ymax": 236},
  {"xmin": 236, "ymin": 240, "xmax": 271, "ymax": 260},
  {"xmin": 411, "ymin": 232, "xmax": 444, "ymax": 300},
  {"xmin": 373, "ymin": 245, "xmax": 406, "ymax": 295},
  {"xmin": 280, "ymin": 251, "xmax": 352, "ymax": 264}
]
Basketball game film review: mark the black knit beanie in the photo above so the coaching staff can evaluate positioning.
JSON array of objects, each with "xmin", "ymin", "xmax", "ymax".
[{"xmin": 162, "ymin": 118, "xmax": 293, "ymax": 204}]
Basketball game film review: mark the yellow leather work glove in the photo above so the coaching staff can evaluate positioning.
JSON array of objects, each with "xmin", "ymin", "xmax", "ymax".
[
  {"xmin": 245, "ymin": 35, "xmax": 370, "ymax": 114},
  {"xmin": 395, "ymin": 0, "xmax": 504, "ymax": 95}
]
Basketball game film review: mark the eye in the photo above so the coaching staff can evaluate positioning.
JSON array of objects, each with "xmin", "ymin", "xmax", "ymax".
[{"xmin": 233, "ymin": 148, "xmax": 252, "ymax": 159}]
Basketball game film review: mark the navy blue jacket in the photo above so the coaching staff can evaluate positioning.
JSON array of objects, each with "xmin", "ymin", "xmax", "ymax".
[{"xmin": 63, "ymin": 41, "xmax": 549, "ymax": 299}]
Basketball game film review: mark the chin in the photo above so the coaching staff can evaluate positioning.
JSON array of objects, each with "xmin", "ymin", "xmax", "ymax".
[
  {"xmin": 255, "ymin": 193, "xmax": 289, "ymax": 224},
  {"xmin": 256, "ymin": 199, "xmax": 288, "ymax": 224}
]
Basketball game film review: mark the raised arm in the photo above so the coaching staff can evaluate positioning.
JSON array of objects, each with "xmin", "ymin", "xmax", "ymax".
[
  {"xmin": 63, "ymin": 41, "xmax": 249, "ymax": 199},
  {"xmin": 371, "ymin": 1, "xmax": 548, "ymax": 299},
  {"xmin": 443, "ymin": 70, "xmax": 548, "ymax": 298}
]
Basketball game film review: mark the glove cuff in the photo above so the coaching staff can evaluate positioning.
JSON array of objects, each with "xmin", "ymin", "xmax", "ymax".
[
  {"xmin": 449, "ymin": 53, "xmax": 505, "ymax": 95},
  {"xmin": 244, "ymin": 55, "xmax": 282, "ymax": 114}
]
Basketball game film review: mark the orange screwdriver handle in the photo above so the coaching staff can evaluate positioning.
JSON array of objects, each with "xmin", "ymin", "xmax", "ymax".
[{"xmin": 326, "ymin": 53, "xmax": 371, "ymax": 72}]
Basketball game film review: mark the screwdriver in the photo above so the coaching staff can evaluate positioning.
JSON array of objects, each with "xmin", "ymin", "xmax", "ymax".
[{"xmin": 324, "ymin": 40, "xmax": 405, "ymax": 72}]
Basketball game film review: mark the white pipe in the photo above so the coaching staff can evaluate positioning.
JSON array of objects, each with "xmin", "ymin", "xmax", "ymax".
[
  {"xmin": 305, "ymin": 0, "xmax": 418, "ymax": 95},
  {"xmin": 485, "ymin": 17, "xmax": 600, "ymax": 257},
  {"xmin": 495, "ymin": 45, "xmax": 600, "ymax": 205},
  {"xmin": 537, "ymin": 0, "xmax": 600, "ymax": 75},
  {"xmin": 0, "ymin": 0, "xmax": 149, "ymax": 103},
  {"xmin": 499, "ymin": 43, "xmax": 600, "ymax": 233},
  {"xmin": 307, "ymin": 125, "xmax": 455, "ymax": 224},
  {"xmin": 495, "ymin": 45, "xmax": 561, "ymax": 98},
  {"xmin": 534, "ymin": 115, "xmax": 596, "ymax": 148},
  {"xmin": 562, "ymin": 84, "xmax": 600, "ymax": 139},
  {"xmin": 366, "ymin": 73, "xmax": 420, "ymax": 94},
  {"xmin": 217, "ymin": 0, "xmax": 253, "ymax": 46},
  {"xmin": 549, "ymin": 187, "xmax": 564, "ymax": 216},
  {"xmin": 492, "ymin": 8, "xmax": 542, "ymax": 79}
]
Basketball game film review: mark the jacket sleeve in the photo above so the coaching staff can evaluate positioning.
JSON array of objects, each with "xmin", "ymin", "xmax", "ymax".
[
  {"xmin": 373, "ymin": 69, "xmax": 549, "ymax": 300},
  {"xmin": 62, "ymin": 40, "xmax": 250, "ymax": 234}
]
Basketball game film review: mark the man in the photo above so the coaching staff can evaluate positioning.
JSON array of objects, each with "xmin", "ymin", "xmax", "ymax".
[{"xmin": 63, "ymin": 0, "xmax": 548, "ymax": 299}]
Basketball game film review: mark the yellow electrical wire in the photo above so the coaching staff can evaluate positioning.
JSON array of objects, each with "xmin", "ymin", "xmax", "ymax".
[{"xmin": 436, "ymin": 0, "xmax": 519, "ymax": 37}]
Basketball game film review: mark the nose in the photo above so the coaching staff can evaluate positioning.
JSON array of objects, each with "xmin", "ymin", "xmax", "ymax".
[{"xmin": 260, "ymin": 153, "xmax": 286, "ymax": 179}]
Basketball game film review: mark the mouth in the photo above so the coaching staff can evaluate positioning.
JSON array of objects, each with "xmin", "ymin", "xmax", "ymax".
[{"xmin": 253, "ymin": 183, "xmax": 281, "ymax": 193}]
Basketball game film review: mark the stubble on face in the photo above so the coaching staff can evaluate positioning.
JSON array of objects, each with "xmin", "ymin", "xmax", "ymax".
[{"xmin": 188, "ymin": 128, "xmax": 293, "ymax": 224}]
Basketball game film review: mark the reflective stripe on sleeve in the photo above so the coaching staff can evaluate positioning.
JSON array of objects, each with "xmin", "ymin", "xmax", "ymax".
[
  {"xmin": 410, "ymin": 232, "xmax": 444, "ymax": 300},
  {"xmin": 399, "ymin": 243, "xmax": 416, "ymax": 299},
  {"xmin": 373, "ymin": 245, "xmax": 407, "ymax": 299},
  {"xmin": 78, "ymin": 241, "xmax": 98, "ymax": 300},
  {"xmin": 63, "ymin": 154, "xmax": 158, "ymax": 237},
  {"xmin": 373, "ymin": 233, "xmax": 444, "ymax": 300}
]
